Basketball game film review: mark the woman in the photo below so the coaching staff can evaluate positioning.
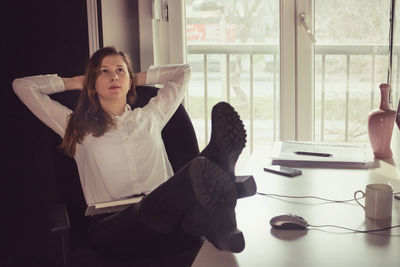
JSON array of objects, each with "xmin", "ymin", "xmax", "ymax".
[{"xmin": 13, "ymin": 47, "xmax": 250, "ymax": 260}]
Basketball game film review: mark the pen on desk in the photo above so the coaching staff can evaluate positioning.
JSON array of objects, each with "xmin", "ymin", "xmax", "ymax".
[{"xmin": 294, "ymin": 151, "xmax": 332, "ymax": 157}]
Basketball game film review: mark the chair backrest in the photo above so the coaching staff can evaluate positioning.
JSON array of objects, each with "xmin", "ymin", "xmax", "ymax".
[
  {"xmin": 49, "ymin": 85, "xmax": 199, "ymax": 248},
  {"xmin": 132, "ymin": 86, "xmax": 200, "ymax": 172}
]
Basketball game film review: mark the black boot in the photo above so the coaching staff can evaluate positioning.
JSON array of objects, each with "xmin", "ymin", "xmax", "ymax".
[
  {"xmin": 138, "ymin": 157, "xmax": 245, "ymax": 253},
  {"xmin": 200, "ymin": 102, "xmax": 256, "ymax": 198},
  {"xmin": 200, "ymin": 102, "xmax": 246, "ymax": 177}
]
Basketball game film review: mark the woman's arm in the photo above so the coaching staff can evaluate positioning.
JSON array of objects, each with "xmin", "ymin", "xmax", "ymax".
[
  {"xmin": 143, "ymin": 64, "xmax": 191, "ymax": 128},
  {"xmin": 62, "ymin": 75, "xmax": 85, "ymax": 91},
  {"xmin": 12, "ymin": 74, "xmax": 78, "ymax": 137},
  {"xmin": 134, "ymin": 72, "xmax": 147, "ymax": 87}
]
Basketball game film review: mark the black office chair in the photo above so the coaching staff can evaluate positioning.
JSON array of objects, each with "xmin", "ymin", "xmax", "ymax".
[{"xmin": 45, "ymin": 85, "xmax": 204, "ymax": 267}]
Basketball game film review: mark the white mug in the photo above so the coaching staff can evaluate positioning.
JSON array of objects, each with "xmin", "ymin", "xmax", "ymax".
[{"xmin": 354, "ymin": 183, "xmax": 393, "ymax": 220}]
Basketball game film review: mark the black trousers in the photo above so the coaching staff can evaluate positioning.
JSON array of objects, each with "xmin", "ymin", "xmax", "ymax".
[
  {"xmin": 84, "ymin": 156, "xmax": 241, "ymax": 262},
  {"xmin": 86, "ymin": 159, "xmax": 204, "ymax": 262},
  {"xmin": 88, "ymin": 204, "xmax": 202, "ymax": 261}
]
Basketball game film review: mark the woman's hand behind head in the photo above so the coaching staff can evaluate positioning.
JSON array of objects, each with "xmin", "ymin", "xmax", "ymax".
[{"xmin": 62, "ymin": 75, "xmax": 85, "ymax": 91}]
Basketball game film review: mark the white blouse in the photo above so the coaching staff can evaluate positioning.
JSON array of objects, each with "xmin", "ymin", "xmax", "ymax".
[{"xmin": 13, "ymin": 64, "xmax": 191, "ymax": 205}]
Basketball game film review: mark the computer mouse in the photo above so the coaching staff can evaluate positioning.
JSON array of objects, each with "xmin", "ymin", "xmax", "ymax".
[{"xmin": 269, "ymin": 213, "xmax": 309, "ymax": 230}]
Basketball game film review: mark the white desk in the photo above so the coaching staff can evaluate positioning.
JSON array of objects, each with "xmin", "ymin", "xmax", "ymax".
[{"xmin": 192, "ymin": 146, "xmax": 400, "ymax": 267}]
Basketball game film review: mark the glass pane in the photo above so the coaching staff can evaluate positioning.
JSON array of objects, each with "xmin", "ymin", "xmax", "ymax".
[
  {"xmin": 314, "ymin": 0, "xmax": 399, "ymax": 142},
  {"xmin": 185, "ymin": 0, "xmax": 280, "ymax": 167}
]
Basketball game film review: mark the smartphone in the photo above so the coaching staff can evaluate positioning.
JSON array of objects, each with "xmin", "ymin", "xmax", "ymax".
[{"xmin": 263, "ymin": 165, "xmax": 302, "ymax": 177}]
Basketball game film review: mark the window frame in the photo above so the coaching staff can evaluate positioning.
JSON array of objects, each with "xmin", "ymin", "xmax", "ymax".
[
  {"xmin": 295, "ymin": 0, "xmax": 314, "ymax": 141},
  {"xmin": 141, "ymin": 0, "xmax": 316, "ymax": 141}
]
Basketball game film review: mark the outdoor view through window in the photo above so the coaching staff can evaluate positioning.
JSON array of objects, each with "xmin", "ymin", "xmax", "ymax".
[{"xmin": 185, "ymin": 0, "xmax": 399, "ymax": 157}]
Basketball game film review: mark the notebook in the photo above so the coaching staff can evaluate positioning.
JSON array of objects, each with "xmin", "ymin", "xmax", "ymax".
[
  {"xmin": 270, "ymin": 141, "xmax": 375, "ymax": 168},
  {"xmin": 85, "ymin": 194, "xmax": 146, "ymax": 216}
]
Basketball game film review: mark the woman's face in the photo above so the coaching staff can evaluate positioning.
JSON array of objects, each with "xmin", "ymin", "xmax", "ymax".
[{"xmin": 95, "ymin": 55, "xmax": 132, "ymax": 106}]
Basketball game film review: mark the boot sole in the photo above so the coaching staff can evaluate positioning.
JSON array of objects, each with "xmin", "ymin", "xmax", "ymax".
[
  {"xmin": 211, "ymin": 103, "xmax": 256, "ymax": 199},
  {"xmin": 187, "ymin": 157, "xmax": 245, "ymax": 252},
  {"xmin": 189, "ymin": 157, "xmax": 237, "ymax": 212},
  {"xmin": 210, "ymin": 102, "xmax": 247, "ymax": 177}
]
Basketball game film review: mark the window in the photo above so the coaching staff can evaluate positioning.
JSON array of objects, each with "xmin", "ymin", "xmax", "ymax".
[
  {"xmin": 314, "ymin": 0, "xmax": 399, "ymax": 142},
  {"xmin": 185, "ymin": 0, "xmax": 281, "ymax": 160},
  {"xmin": 148, "ymin": 0, "xmax": 400, "ymax": 165}
]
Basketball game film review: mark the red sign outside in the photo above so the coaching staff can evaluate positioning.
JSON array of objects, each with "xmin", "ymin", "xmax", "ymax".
[{"xmin": 187, "ymin": 24, "xmax": 236, "ymax": 42}]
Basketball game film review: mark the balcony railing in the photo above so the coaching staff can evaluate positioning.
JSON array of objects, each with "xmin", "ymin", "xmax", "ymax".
[{"xmin": 187, "ymin": 43, "xmax": 400, "ymax": 152}]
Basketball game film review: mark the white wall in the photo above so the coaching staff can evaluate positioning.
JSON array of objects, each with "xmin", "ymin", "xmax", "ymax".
[
  {"xmin": 138, "ymin": 0, "xmax": 155, "ymax": 71},
  {"xmin": 101, "ymin": 0, "xmax": 141, "ymax": 72},
  {"xmin": 138, "ymin": 0, "xmax": 186, "ymax": 68}
]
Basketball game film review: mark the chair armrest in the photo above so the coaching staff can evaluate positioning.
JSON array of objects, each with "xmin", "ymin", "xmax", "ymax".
[
  {"xmin": 46, "ymin": 204, "xmax": 71, "ymax": 266},
  {"xmin": 47, "ymin": 203, "xmax": 71, "ymax": 232}
]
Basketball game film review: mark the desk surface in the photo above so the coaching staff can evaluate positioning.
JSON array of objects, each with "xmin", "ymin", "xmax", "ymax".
[{"xmin": 192, "ymin": 146, "xmax": 400, "ymax": 267}]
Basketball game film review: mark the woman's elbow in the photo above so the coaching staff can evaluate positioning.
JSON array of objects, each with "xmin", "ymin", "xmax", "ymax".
[{"xmin": 12, "ymin": 78, "xmax": 24, "ymax": 94}]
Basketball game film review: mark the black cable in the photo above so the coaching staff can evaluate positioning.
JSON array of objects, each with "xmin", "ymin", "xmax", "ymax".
[
  {"xmin": 257, "ymin": 192, "xmax": 359, "ymax": 203},
  {"xmin": 259, "ymin": 191, "xmax": 400, "ymax": 233},
  {"xmin": 257, "ymin": 191, "xmax": 400, "ymax": 203},
  {"xmin": 387, "ymin": 0, "xmax": 395, "ymax": 89},
  {"xmin": 308, "ymin": 224, "xmax": 400, "ymax": 233}
]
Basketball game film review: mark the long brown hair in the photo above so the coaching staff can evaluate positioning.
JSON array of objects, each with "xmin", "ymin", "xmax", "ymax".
[{"xmin": 60, "ymin": 47, "xmax": 137, "ymax": 157}]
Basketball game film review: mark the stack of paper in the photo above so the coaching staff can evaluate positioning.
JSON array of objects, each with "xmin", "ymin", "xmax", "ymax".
[
  {"xmin": 85, "ymin": 195, "xmax": 145, "ymax": 216},
  {"xmin": 270, "ymin": 141, "xmax": 375, "ymax": 168}
]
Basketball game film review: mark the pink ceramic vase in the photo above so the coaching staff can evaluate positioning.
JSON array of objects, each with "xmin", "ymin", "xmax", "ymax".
[{"xmin": 368, "ymin": 83, "xmax": 396, "ymax": 159}]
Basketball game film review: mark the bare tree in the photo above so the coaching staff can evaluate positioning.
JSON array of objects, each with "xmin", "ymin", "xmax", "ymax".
[{"xmin": 225, "ymin": 0, "xmax": 264, "ymax": 108}]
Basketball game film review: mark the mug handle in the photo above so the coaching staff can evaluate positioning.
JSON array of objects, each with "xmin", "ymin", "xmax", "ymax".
[{"xmin": 354, "ymin": 190, "xmax": 365, "ymax": 210}]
